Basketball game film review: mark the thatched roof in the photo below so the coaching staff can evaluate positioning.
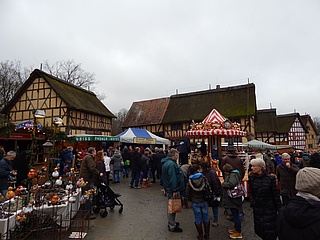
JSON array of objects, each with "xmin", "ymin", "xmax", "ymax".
[
  {"xmin": 124, "ymin": 83, "xmax": 256, "ymax": 126},
  {"xmin": 123, "ymin": 98, "xmax": 170, "ymax": 127},
  {"xmin": 255, "ymin": 109, "xmax": 278, "ymax": 133},
  {"xmin": 1, "ymin": 69, "xmax": 115, "ymax": 118},
  {"xmin": 277, "ymin": 113, "xmax": 308, "ymax": 133},
  {"xmin": 162, "ymin": 83, "xmax": 256, "ymax": 123}
]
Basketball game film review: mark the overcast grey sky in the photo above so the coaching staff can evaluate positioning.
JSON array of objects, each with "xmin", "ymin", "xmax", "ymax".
[{"xmin": 1, "ymin": 1, "xmax": 320, "ymax": 118}]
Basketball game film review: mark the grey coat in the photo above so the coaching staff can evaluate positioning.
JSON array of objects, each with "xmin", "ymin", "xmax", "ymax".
[{"xmin": 111, "ymin": 153, "xmax": 123, "ymax": 171}]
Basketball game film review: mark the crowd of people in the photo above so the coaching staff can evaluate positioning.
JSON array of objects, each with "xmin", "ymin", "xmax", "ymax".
[{"xmin": 1, "ymin": 143, "xmax": 320, "ymax": 239}]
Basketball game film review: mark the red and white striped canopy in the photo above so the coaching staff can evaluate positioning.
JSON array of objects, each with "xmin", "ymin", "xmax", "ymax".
[
  {"xmin": 186, "ymin": 109, "xmax": 247, "ymax": 137},
  {"xmin": 202, "ymin": 109, "xmax": 226, "ymax": 124},
  {"xmin": 186, "ymin": 128, "xmax": 247, "ymax": 137}
]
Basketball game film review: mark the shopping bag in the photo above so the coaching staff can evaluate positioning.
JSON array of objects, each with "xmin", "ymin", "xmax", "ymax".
[{"xmin": 168, "ymin": 198, "xmax": 182, "ymax": 213}]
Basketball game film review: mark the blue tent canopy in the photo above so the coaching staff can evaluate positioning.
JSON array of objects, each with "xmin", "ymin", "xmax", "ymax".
[{"xmin": 117, "ymin": 128, "xmax": 169, "ymax": 145}]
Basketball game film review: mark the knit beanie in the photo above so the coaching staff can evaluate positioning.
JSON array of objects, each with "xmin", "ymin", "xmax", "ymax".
[{"xmin": 295, "ymin": 167, "xmax": 320, "ymax": 198}]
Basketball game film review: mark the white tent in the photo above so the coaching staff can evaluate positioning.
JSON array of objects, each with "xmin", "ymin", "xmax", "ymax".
[
  {"xmin": 117, "ymin": 128, "xmax": 169, "ymax": 145},
  {"xmin": 243, "ymin": 139, "xmax": 277, "ymax": 150}
]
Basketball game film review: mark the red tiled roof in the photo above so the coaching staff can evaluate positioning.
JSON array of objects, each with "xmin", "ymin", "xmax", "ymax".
[{"xmin": 123, "ymin": 97, "xmax": 170, "ymax": 127}]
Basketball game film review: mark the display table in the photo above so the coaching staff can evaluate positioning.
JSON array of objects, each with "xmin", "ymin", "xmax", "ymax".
[
  {"xmin": 0, "ymin": 211, "xmax": 19, "ymax": 239},
  {"xmin": 33, "ymin": 190, "xmax": 81, "ymax": 228},
  {"xmin": 0, "ymin": 189, "xmax": 81, "ymax": 237}
]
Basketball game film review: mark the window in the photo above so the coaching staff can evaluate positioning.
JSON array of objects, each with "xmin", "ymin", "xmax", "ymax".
[{"xmin": 171, "ymin": 123, "xmax": 182, "ymax": 130}]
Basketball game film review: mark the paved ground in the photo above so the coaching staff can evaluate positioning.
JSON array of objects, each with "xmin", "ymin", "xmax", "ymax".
[{"xmin": 72, "ymin": 177, "xmax": 261, "ymax": 240}]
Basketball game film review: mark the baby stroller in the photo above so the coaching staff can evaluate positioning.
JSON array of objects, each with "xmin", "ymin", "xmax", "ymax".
[{"xmin": 93, "ymin": 181, "xmax": 123, "ymax": 218}]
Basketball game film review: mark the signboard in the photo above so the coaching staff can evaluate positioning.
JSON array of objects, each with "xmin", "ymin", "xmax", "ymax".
[
  {"xmin": 133, "ymin": 137, "xmax": 156, "ymax": 144},
  {"xmin": 74, "ymin": 135, "xmax": 120, "ymax": 142},
  {"xmin": 0, "ymin": 133, "xmax": 45, "ymax": 140}
]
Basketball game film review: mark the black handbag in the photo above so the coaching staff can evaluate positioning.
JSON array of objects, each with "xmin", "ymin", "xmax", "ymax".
[{"xmin": 204, "ymin": 181, "xmax": 220, "ymax": 207}]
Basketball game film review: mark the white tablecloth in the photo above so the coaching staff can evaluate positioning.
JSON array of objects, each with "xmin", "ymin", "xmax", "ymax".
[
  {"xmin": 0, "ymin": 189, "xmax": 81, "ymax": 237},
  {"xmin": 0, "ymin": 211, "xmax": 19, "ymax": 239},
  {"xmin": 33, "ymin": 190, "xmax": 80, "ymax": 227}
]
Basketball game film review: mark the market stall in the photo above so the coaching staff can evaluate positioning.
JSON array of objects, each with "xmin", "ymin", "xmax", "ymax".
[
  {"xmin": 186, "ymin": 109, "xmax": 247, "ymax": 156},
  {"xmin": 186, "ymin": 109, "xmax": 249, "ymax": 196},
  {"xmin": 243, "ymin": 139, "xmax": 277, "ymax": 151},
  {"xmin": 117, "ymin": 128, "xmax": 169, "ymax": 148},
  {"xmin": 68, "ymin": 134, "xmax": 120, "ymax": 150}
]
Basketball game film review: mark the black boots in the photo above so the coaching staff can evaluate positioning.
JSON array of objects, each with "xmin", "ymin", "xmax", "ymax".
[
  {"xmin": 195, "ymin": 223, "xmax": 203, "ymax": 240},
  {"xmin": 203, "ymin": 221, "xmax": 210, "ymax": 240}
]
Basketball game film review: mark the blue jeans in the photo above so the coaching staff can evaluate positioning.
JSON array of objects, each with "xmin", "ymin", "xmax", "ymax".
[
  {"xmin": 122, "ymin": 166, "xmax": 130, "ymax": 176},
  {"xmin": 113, "ymin": 170, "xmax": 120, "ymax": 182},
  {"xmin": 230, "ymin": 208, "xmax": 241, "ymax": 233},
  {"xmin": 192, "ymin": 201, "xmax": 209, "ymax": 224},
  {"xmin": 130, "ymin": 171, "xmax": 140, "ymax": 187},
  {"xmin": 212, "ymin": 206, "xmax": 218, "ymax": 222}
]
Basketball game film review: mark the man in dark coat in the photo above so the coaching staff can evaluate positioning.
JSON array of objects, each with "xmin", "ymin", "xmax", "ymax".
[
  {"xmin": 155, "ymin": 148, "xmax": 166, "ymax": 184},
  {"xmin": 276, "ymin": 153, "xmax": 299, "ymax": 205},
  {"xmin": 149, "ymin": 147, "xmax": 158, "ymax": 183},
  {"xmin": 177, "ymin": 138, "xmax": 190, "ymax": 165},
  {"xmin": 278, "ymin": 167, "xmax": 320, "ymax": 240},
  {"xmin": 0, "ymin": 151, "xmax": 16, "ymax": 198},
  {"xmin": 121, "ymin": 146, "xmax": 131, "ymax": 178},
  {"xmin": 79, "ymin": 147, "xmax": 99, "ymax": 219},
  {"xmin": 220, "ymin": 146, "xmax": 245, "ymax": 180},
  {"xmin": 162, "ymin": 149, "xmax": 185, "ymax": 233},
  {"xmin": 129, "ymin": 147, "xmax": 142, "ymax": 189}
]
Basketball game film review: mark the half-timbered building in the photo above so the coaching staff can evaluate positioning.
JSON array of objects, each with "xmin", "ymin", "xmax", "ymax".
[
  {"xmin": 276, "ymin": 113, "xmax": 307, "ymax": 150},
  {"xmin": 123, "ymin": 83, "xmax": 257, "ymax": 144},
  {"xmin": 255, "ymin": 109, "xmax": 278, "ymax": 144},
  {"xmin": 0, "ymin": 69, "xmax": 115, "ymax": 150},
  {"xmin": 300, "ymin": 115, "xmax": 319, "ymax": 152},
  {"xmin": 255, "ymin": 110, "xmax": 310, "ymax": 150}
]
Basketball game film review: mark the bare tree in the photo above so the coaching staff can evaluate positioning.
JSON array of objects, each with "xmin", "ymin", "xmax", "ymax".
[
  {"xmin": 313, "ymin": 117, "xmax": 320, "ymax": 132},
  {"xmin": 111, "ymin": 108, "xmax": 128, "ymax": 135},
  {"xmin": 43, "ymin": 60, "xmax": 95, "ymax": 90},
  {"xmin": 0, "ymin": 60, "xmax": 23, "ymax": 110}
]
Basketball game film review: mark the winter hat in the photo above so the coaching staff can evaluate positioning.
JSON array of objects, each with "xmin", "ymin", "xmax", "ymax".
[
  {"xmin": 295, "ymin": 167, "xmax": 320, "ymax": 198},
  {"xmin": 250, "ymin": 158, "xmax": 266, "ymax": 168}
]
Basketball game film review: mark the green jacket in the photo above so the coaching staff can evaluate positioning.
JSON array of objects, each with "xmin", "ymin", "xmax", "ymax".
[
  {"xmin": 221, "ymin": 170, "xmax": 243, "ymax": 211},
  {"xmin": 161, "ymin": 156, "xmax": 185, "ymax": 194}
]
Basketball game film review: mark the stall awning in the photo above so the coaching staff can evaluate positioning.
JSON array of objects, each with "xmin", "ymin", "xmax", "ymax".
[
  {"xmin": 243, "ymin": 139, "xmax": 277, "ymax": 150},
  {"xmin": 186, "ymin": 109, "xmax": 247, "ymax": 137},
  {"xmin": 68, "ymin": 134, "xmax": 120, "ymax": 142},
  {"xmin": 186, "ymin": 128, "xmax": 246, "ymax": 137},
  {"xmin": 117, "ymin": 128, "xmax": 169, "ymax": 145}
]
